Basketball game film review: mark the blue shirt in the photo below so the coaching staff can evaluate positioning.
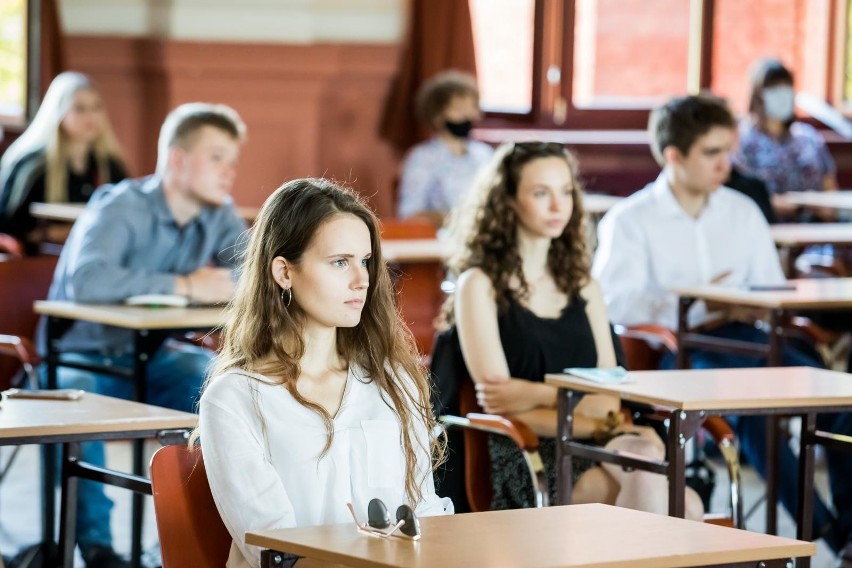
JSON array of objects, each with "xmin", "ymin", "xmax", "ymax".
[
  {"xmin": 396, "ymin": 137, "xmax": 493, "ymax": 218},
  {"xmin": 39, "ymin": 175, "xmax": 247, "ymax": 354}
]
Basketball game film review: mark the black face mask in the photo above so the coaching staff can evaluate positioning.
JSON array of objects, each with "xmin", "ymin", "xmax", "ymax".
[{"xmin": 444, "ymin": 119, "xmax": 473, "ymax": 139}]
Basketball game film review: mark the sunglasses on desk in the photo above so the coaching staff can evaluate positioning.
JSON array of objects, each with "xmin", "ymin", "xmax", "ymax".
[{"xmin": 346, "ymin": 498, "xmax": 421, "ymax": 540}]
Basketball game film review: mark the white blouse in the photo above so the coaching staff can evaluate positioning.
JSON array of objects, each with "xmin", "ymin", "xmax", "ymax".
[
  {"xmin": 592, "ymin": 173, "xmax": 786, "ymax": 330},
  {"xmin": 199, "ymin": 366, "xmax": 453, "ymax": 568}
]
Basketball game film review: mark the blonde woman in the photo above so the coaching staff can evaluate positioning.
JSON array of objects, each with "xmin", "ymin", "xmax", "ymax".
[
  {"xmin": 0, "ymin": 71, "xmax": 126, "ymax": 253},
  {"xmin": 197, "ymin": 179, "xmax": 452, "ymax": 568}
]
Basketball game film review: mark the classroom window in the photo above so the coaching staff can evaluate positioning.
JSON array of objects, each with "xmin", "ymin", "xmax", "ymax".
[
  {"xmin": 476, "ymin": 0, "xmax": 839, "ymax": 129},
  {"xmin": 0, "ymin": 0, "xmax": 27, "ymax": 126},
  {"xmin": 470, "ymin": 0, "xmax": 535, "ymax": 115},
  {"xmin": 572, "ymin": 0, "xmax": 691, "ymax": 109}
]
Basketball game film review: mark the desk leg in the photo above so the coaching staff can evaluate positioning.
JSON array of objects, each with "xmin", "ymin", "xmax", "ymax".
[
  {"xmin": 58, "ymin": 443, "xmax": 80, "ymax": 568},
  {"xmin": 43, "ymin": 316, "xmax": 63, "ymax": 562},
  {"xmin": 766, "ymin": 309, "xmax": 784, "ymax": 536},
  {"xmin": 260, "ymin": 550, "xmax": 297, "ymax": 567},
  {"xmin": 556, "ymin": 389, "xmax": 581, "ymax": 506},
  {"xmin": 130, "ymin": 330, "xmax": 153, "ymax": 568},
  {"xmin": 668, "ymin": 411, "xmax": 686, "ymax": 518},
  {"xmin": 796, "ymin": 413, "xmax": 817, "ymax": 550},
  {"xmin": 676, "ymin": 297, "xmax": 694, "ymax": 369}
]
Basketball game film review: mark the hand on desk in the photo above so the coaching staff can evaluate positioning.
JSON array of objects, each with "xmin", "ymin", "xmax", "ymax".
[{"xmin": 178, "ymin": 267, "xmax": 234, "ymax": 305}]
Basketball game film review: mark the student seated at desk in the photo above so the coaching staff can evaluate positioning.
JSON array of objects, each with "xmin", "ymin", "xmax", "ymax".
[
  {"xmin": 0, "ymin": 72, "xmax": 127, "ymax": 255},
  {"xmin": 431, "ymin": 142, "xmax": 699, "ymax": 517},
  {"xmin": 197, "ymin": 179, "xmax": 452, "ymax": 568},
  {"xmin": 36, "ymin": 102, "xmax": 247, "ymax": 567},
  {"xmin": 396, "ymin": 70, "xmax": 493, "ymax": 225},
  {"xmin": 733, "ymin": 58, "xmax": 838, "ymax": 222},
  {"xmin": 592, "ymin": 94, "xmax": 852, "ymax": 558}
]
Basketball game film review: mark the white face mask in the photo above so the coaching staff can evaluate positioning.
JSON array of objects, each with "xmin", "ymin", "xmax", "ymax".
[{"xmin": 761, "ymin": 85, "xmax": 795, "ymax": 121}]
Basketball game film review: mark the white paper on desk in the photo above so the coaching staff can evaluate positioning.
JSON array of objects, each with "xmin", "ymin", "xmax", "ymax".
[
  {"xmin": 563, "ymin": 366, "xmax": 634, "ymax": 385},
  {"xmin": 125, "ymin": 294, "xmax": 189, "ymax": 308}
]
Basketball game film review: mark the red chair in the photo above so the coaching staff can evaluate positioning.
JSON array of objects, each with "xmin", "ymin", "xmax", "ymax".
[
  {"xmin": 440, "ymin": 376, "xmax": 548, "ymax": 511},
  {"xmin": 0, "ymin": 255, "xmax": 57, "ymax": 390},
  {"xmin": 616, "ymin": 324, "xmax": 742, "ymax": 528},
  {"xmin": 150, "ymin": 445, "xmax": 232, "ymax": 568}
]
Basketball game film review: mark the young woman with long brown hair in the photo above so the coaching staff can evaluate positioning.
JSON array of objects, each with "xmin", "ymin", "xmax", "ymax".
[{"xmin": 197, "ymin": 178, "xmax": 451, "ymax": 568}]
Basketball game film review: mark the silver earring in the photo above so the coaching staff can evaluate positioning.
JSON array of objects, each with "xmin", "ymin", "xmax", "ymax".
[{"xmin": 281, "ymin": 287, "xmax": 292, "ymax": 307}]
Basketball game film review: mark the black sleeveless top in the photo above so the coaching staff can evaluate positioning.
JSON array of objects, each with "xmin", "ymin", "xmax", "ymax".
[
  {"xmin": 498, "ymin": 296, "xmax": 597, "ymax": 384},
  {"xmin": 430, "ymin": 294, "xmax": 617, "ymax": 417}
]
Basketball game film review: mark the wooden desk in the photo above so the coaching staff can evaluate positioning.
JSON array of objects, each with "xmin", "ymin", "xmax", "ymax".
[
  {"xmin": 34, "ymin": 300, "xmax": 222, "ymax": 566},
  {"xmin": 672, "ymin": 278, "xmax": 852, "ymax": 366},
  {"xmin": 30, "ymin": 201, "xmax": 259, "ymax": 223},
  {"xmin": 381, "ymin": 239, "xmax": 446, "ymax": 264},
  {"xmin": 35, "ymin": 300, "xmax": 225, "ymax": 401},
  {"xmin": 545, "ymin": 367, "xmax": 852, "ymax": 567},
  {"xmin": 671, "ymin": 279, "xmax": 852, "ymax": 536},
  {"xmin": 779, "ymin": 191, "xmax": 852, "ymax": 211},
  {"xmin": 247, "ymin": 503, "xmax": 814, "ymax": 568},
  {"xmin": 770, "ymin": 223, "xmax": 852, "ymax": 275},
  {"xmin": 0, "ymin": 393, "xmax": 197, "ymax": 568}
]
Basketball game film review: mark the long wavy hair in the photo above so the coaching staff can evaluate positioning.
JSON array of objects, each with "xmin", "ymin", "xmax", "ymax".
[
  {"xmin": 0, "ymin": 71, "xmax": 125, "ymax": 203},
  {"xmin": 442, "ymin": 142, "xmax": 590, "ymax": 325},
  {"xmin": 197, "ymin": 178, "xmax": 443, "ymax": 505}
]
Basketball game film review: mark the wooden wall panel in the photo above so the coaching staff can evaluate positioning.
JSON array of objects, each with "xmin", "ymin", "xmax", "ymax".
[{"xmin": 63, "ymin": 35, "xmax": 403, "ymax": 214}]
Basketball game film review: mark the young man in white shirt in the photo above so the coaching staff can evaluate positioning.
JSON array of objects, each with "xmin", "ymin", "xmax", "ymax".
[{"xmin": 592, "ymin": 95, "xmax": 851, "ymax": 557}]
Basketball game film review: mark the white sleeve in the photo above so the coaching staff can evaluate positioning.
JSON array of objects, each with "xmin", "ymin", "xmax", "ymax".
[
  {"xmin": 394, "ymin": 368, "xmax": 454, "ymax": 517},
  {"xmin": 744, "ymin": 205, "xmax": 786, "ymax": 285},
  {"xmin": 592, "ymin": 209, "xmax": 667, "ymax": 326},
  {"xmin": 413, "ymin": 417, "xmax": 454, "ymax": 517},
  {"xmin": 200, "ymin": 381, "xmax": 297, "ymax": 568}
]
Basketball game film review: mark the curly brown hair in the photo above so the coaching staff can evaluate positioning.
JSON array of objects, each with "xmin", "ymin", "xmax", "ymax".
[
  {"xmin": 193, "ymin": 178, "xmax": 444, "ymax": 506},
  {"xmin": 442, "ymin": 142, "xmax": 590, "ymax": 325}
]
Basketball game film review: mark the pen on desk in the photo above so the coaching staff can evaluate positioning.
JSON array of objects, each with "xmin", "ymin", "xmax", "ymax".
[{"xmin": 748, "ymin": 284, "xmax": 797, "ymax": 292}]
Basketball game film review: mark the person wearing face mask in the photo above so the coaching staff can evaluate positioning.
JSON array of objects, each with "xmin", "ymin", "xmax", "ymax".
[
  {"xmin": 396, "ymin": 70, "xmax": 494, "ymax": 225},
  {"xmin": 733, "ymin": 58, "xmax": 838, "ymax": 221},
  {"xmin": 0, "ymin": 71, "xmax": 127, "ymax": 254}
]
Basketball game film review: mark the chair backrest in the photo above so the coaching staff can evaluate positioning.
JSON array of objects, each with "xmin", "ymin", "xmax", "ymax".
[
  {"xmin": 150, "ymin": 445, "xmax": 232, "ymax": 568},
  {"xmin": 458, "ymin": 378, "xmax": 493, "ymax": 512},
  {"xmin": 379, "ymin": 218, "xmax": 437, "ymax": 239},
  {"xmin": 616, "ymin": 325, "xmax": 678, "ymax": 372},
  {"xmin": 0, "ymin": 255, "xmax": 57, "ymax": 389}
]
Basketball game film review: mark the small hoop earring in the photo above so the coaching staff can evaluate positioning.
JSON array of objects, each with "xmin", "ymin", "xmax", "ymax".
[{"xmin": 281, "ymin": 287, "xmax": 292, "ymax": 307}]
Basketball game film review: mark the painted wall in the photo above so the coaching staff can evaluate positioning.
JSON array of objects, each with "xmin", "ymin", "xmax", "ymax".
[{"xmin": 60, "ymin": 0, "xmax": 406, "ymax": 214}]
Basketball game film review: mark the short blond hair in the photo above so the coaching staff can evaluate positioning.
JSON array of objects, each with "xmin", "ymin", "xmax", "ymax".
[{"xmin": 156, "ymin": 103, "xmax": 246, "ymax": 174}]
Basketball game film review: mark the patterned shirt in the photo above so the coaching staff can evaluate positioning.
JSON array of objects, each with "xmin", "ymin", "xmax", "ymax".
[
  {"xmin": 396, "ymin": 137, "xmax": 493, "ymax": 218},
  {"xmin": 734, "ymin": 121, "xmax": 835, "ymax": 195}
]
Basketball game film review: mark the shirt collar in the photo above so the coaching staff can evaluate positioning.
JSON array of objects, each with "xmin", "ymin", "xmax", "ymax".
[
  {"xmin": 138, "ymin": 175, "xmax": 178, "ymax": 224},
  {"xmin": 141, "ymin": 175, "xmax": 231, "ymax": 227},
  {"xmin": 650, "ymin": 170, "xmax": 722, "ymax": 220}
]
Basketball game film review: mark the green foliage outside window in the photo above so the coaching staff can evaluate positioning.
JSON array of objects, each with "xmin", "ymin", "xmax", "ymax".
[{"xmin": 0, "ymin": 0, "xmax": 26, "ymax": 120}]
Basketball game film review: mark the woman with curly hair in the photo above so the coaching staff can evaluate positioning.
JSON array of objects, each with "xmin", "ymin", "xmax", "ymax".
[
  {"xmin": 432, "ymin": 142, "xmax": 694, "ymax": 516},
  {"xmin": 197, "ymin": 178, "xmax": 452, "ymax": 568}
]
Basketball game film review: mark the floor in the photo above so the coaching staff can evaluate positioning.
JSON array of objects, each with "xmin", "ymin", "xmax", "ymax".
[{"xmin": 0, "ymin": 440, "xmax": 841, "ymax": 567}]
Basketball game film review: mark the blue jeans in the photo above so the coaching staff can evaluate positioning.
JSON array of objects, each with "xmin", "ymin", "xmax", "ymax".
[
  {"xmin": 41, "ymin": 338, "xmax": 213, "ymax": 553},
  {"xmin": 661, "ymin": 322, "xmax": 852, "ymax": 547}
]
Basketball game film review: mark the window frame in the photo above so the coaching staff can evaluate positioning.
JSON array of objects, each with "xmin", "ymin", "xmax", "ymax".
[
  {"xmin": 481, "ymin": 0, "xmax": 852, "ymax": 131},
  {"xmin": 0, "ymin": 0, "xmax": 34, "ymax": 130}
]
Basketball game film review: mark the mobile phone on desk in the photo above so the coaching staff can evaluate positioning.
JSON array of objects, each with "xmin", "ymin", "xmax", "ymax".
[
  {"xmin": 2, "ymin": 388, "xmax": 85, "ymax": 401},
  {"xmin": 748, "ymin": 284, "xmax": 797, "ymax": 292}
]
